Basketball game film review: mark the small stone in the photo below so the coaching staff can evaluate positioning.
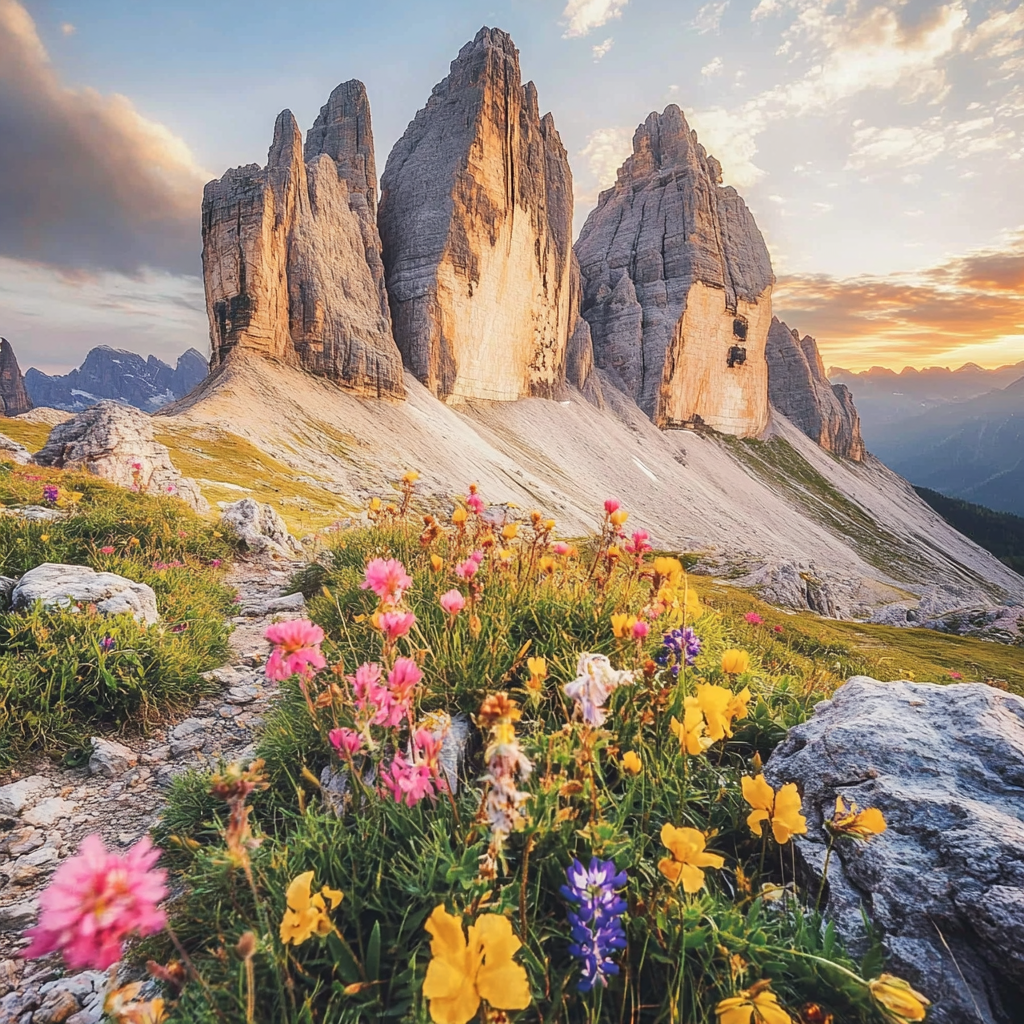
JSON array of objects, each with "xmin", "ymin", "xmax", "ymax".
[
  {"xmin": 140, "ymin": 746, "xmax": 171, "ymax": 765},
  {"xmin": 31, "ymin": 988, "xmax": 79, "ymax": 1023},
  {"xmin": 0, "ymin": 776, "xmax": 54, "ymax": 818},
  {"xmin": 0, "ymin": 896, "xmax": 38, "ymax": 929},
  {"xmin": 22, "ymin": 798, "xmax": 77, "ymax": 828},
  {"xmin": 117, "ymin": 832, "xmax": 139, "ymax": 846},
  {"xmin": 3, "ymin": 829, "xmax": 42, "ymax": 859},
  {"xmin": 87, "ymin": 737, "xmax": 138, "ymax": 778},
  {"xmin": 0, "ymin": 959, "xmax": 21, "ymax": 997},
  {"xmin": 66, "ymin": 1010, "xmax": 102, "ymax": 1024},
  {"xmin": 4, "ymin": 845, "xmax": 59, "ymax": 886},
  {"xmin": 225, "ymin": 686, "xmax": 258, "ymax": 705},
  {"xmin": 38, "ymin": 974, "xmax": 101, "ymax": 1001},
  {"xmin": 261, "ymin": 592, "xmax": 305, "ymax": 613}
]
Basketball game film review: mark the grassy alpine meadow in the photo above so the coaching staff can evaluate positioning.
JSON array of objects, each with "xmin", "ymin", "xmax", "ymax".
[
  {"xmin": 61, "ymin": 476, "xmax": 930, "ymax": 1024},
  {"xmin": 0, "ymin": 458, "xmax": 236, "ymax": 766}
]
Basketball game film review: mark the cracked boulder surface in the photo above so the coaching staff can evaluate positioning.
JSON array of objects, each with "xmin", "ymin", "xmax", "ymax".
[
  {"xmin": 0, "ymin": 556, "xmax": 304, "ymax": 1021},
  {"xmin": 766, "ymin": 677, "xmax": 1024, "ymax": 1024}
]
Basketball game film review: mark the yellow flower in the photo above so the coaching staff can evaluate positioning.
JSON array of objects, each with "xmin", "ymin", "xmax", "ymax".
[
  {"xmin": 868, "ymin": 975, "xmax": 930, "ymax": 1022},
  {"xmin": 544, "ymin": 519, "xmax": 556, "ymax": 530},
  {"xmin": 611, "ymin": 613, "xmax": 638, "ymax": 638},
  {"xmin": 452, "ymin": 507, "xmax": 468, "ymax": 525},
  {"xmin": 609, "ymin": 509, "xmax": 629, "ymax": 527},
  {"xmin": 716, "ymin": 981, "xmax": 792, "ymax": 1024},
  {"xmin": 684, "ymin": 587, "xmax": 702, "ymax": 618},
  {"xmin": 621, "ymin": 751, "xmax": 642, "ymax": 774},
  {"xmin": 430, "ymin": 554, "xmax": 444, "ymax": 572},
  {"xmin": 402, "ymin": 471, "xmax": 420, "ymax": 484},
  {"xmin": 497, "ymin": 548, "xmax": 514, "ymax": 563},
  {"xmin": 696, "ymin": 683, "xmax": 733, "ymax": 741},
  {"xmin": 105, "ymin": 983, "xmax": 168, "ymax": 1023},
  {"xmin": 671, "ymin": 696, "xmax": 709, "ymax": 756},
  {"xmin": 741, "ymin": 775, "xmax": 807, "ymax": 845},
  {"xmin": 829, "ymin": 795, "xmax": 887, "ymax": 839},
  {"xmin": 607, "ymin": 544, "xmax": 622, "ymax": 558},
  {"xmin": 279, "ymin": 871, "xmax": 343, "ymax": 946},
  {"xmin": 722, "ymin": 650, "xmax": 750, "ymax": 675},
  {"xmin": 369, "ymin": 497, "xmax": 382, "ymax": 512},
  {"xmin": 502, "ymin": 523, "xmax": 519, "ymax": 540},
  {"xmin": 40, "ymin": 534, "xmax": 50, "ymax": 542},
  {"xmin": 527, "ymin": 657, "xmax": 547, "ymax": 680},
  {"xmin": 658, "ymin": 823, "xmax": 725, "ymax": 893},
  {"xmin": 653, "ymin": 556, "xmax": 684, "ymax": 585},
  {"xmin": 538, "ymin": 556, "xmax": 555, "ymax": 575},
  {"xmin": 422, "ymin": 905, "xmax": 531, "ymax": 1024},
  {"xmin": 726, "ymin": 687, "xmax": 752, "ymax": 728}
]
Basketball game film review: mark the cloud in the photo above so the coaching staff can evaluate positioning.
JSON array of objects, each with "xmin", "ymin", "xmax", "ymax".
[
  {"xmin": 773, "ymin": 231, "xmax": 1024, "ymax": 369},
  {"xmin": 592, "ymin": 37, "xmax": 614, "ymax": 60},
  {"xmin": 846, "ymin": 123, "xmax": 947, "ymax": 170},
  {"xmin": 701, "ymin": 56, "xmax": 724, "ymax": 77},
  {"xmin": 692, "ymin": 1, "xmax": 729, "ymax": 35},
  {"xmin": 561, "ymin": 0, "xmax": 628, "ymax": 38},
  {"xmin": 0, "ymin": 0, "xmax": 209, "ymax": 276},
  {"xmin": 686, "ymin": 106, "xmax": 766, "ymax": 187},
  {"xmin": 60, "ymin": 22, "xmax": 74, "ymax": 36}
]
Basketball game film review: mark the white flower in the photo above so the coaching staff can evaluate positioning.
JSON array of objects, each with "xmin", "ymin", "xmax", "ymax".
[{"xmin": 564, "ymin": 653, "xmax": 634, "ymax": 727}]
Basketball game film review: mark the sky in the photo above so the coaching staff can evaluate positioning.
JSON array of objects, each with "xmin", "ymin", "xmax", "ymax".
[{"xmin": 1, "ymin": 0, "xmax": 1023, "ymax": 375}]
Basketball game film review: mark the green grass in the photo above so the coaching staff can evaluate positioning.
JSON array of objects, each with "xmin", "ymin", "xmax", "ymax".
[
  {"xmin": 0, "ymin": 418, "xmax": 52, "ymax": 453},
  {"xmin": 0, "ymin": 459, "xmax": 237, "ymax": 767}
]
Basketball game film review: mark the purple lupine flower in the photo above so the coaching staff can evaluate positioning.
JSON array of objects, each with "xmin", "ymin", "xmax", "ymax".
[
  {"xmin": 656, "ymin": 627, "xmax": 702, "ymax": 677},
  {"xmin": 42, "ymin": 485, "xmax": 59, "ymax": 505},
  {"xmin": 100, "ymin": 636, "xmax": 115, "ymax": 652},
  {"xmin": 560, "ymin": 857, "xmax": 628, "ymax": 993}
]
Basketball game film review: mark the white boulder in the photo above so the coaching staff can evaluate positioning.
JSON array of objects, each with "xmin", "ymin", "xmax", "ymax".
[
  {"xmin": 12, "ymin": 563, "xmax": 160, "ymax": 624},
  {"xmin": 220, "ymin": 498, "xmax": 302, "ymax": 558}
]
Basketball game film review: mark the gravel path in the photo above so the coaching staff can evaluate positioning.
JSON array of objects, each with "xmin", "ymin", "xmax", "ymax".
[{"xmin": 0, "ymin": 555, "xmax": 305, "ymax": 1023}]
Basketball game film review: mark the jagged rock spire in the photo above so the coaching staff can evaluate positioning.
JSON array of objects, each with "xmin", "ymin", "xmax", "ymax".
[{"xmin": 0, "ymin": 338, "xmax": 32, "ymax": 417}]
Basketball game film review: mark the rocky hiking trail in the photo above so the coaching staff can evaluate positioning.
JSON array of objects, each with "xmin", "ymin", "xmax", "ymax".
[{"xmin": 0, "ymin": 555, "xmax": 305, "ymax": 1024}]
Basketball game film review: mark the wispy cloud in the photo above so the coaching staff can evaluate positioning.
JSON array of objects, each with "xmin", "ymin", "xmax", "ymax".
[
  {"xmin": 561, "ymin": 0, "xmax": 629, "ymax": 38},
  {"xmin": 691, "ymin": 1, "xmax": 728, "ymax": 35},
  {"xmin": 701, "ymin": 56, "xmax": 724, "ymax": 77},
  {"xmin": 592, "ymin": 37, "xmax": 614, "ymax": 60},
  {"xmin": 59, "ymin": 21, "xmax": 75, "ymax": 36}
]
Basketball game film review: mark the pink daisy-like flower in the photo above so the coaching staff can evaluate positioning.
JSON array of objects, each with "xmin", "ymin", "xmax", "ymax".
[
  {"xmin": 632, "ymin": 620, "xmax": 650, "ymax": 640},
  {"xmin": 439, "ymin": 589, "xmax": 466, "ymax": 616},
  {"xmin": 388, "ymin": 657, "xmax": 423, "ymax": 703},
  {"xmin": 745, "ymin": 612, "xmax": 764, "ymax": 625},
  {"xmin": 455, "ymin": 558, "xmax": 479, "ymax": 580},
  {"xmin": 22, "ymin": 835, "xmax": 167, "ymax": 970},
  {"xmin": 379, "ymin": 610, "xmax": 415, "ymax": 641},
  {"xmin": 328, "ymin": 727, "xmax": 363, "ymax": 757},
  {"xmin": 381, "ymin": 754, "xmax": 436, "ymax": 807},
  {"xmin": 361, "ymin": 558, "xmax": 413, "ymax": 606},
  {"xmin": 604, "ymin": 499, "xmax": 621, "ymax": 514},
  {"xmin": 265, "ymin": 619, "xmax": 326, "ymax": 682}
]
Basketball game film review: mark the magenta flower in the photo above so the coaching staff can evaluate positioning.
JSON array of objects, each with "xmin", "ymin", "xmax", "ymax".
[
  {"xmin": 632, "ymin": 620, "xmax": 650, "ymax": 640},
  {"xmin": 413, "ymin": 729, "xmax": 443, "ymax": 768},
  {"xmin": 210, "ymin": 558, "xmax": 223, "ymax": 568},
  {"xmin": 99, "ymin": 546, "xmax": 115, "ymax": 555},
  {"xmin": 470, "ymin": 550, "xmax": 484, "ymax": 564},
  {"xmin": 466, "ymin": 493, "xmax": 486, "ymax": 515},
  {"xmin": 440, "ymin": 589, "xmax": 466, "ymax": 616},
  {"xmin": 381, "ymin": 754, "xmax": 435, "ymax": 807},
  {"xmin": 388, "ymin": 657, "xmax": 423, "ymax": 703},
  {"xmin": 553, "ymin": 542, "xmax": 571, "ymax": 556},
  {"xmin": 604, "ymin": 499, "xmax": 621, "ymax": 514},
  {"xmin": 328, "ymin": 727, "xmax": 363, "ymax": 758},
  {"xmin": 949, "ymin": 671, "xmax": 963, "ymax": 680},
  {"xmin": 455, "ymin": 558, "xmax": 479, "ymax": 580},
  {"xmin": 265, "ymin": 619, "xmax": 326, "ymax": 682},
  {"xmin": 773, "ymin": 624, "xmax": 784, "ymax": 634},
  {"xmin": 22, "ymin": 835, "xmax": 167, "ymax": 970},
  {"xmin": 379, "ymin": 610, "xmax": 415, "ymax": 641},
  {"xmin": 745, "ymin": 612, "xmax": 764, "ymax": 625},
  {"xmin": 625, "ymin": 530, "xmax": 652, "ymax": 555},
  {"xmin": 351, "ymin": 662, "xmax": 400, "ymax": 727},
  {"xmin": 361, "ymin": 558, "xmax": 413, "ymax": 606}
]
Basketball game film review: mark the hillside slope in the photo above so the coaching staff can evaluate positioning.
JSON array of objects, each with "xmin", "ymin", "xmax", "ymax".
[{"xmin": 155, "ymin": 353, "xmax": 1024, "ymax": 614}]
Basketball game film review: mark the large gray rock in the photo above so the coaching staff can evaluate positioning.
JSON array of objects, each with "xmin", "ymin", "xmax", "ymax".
[
  {"xmin": 0, "ymin": 338, "xmax": 32, "ymax": 417},
  {"xmin": 12, "ymin": 563, "xmax": 160, "ymax": 624},
  {"xmin": 767, "ymin": 677, "xmax": 1024, "ymax": 1024},
  {"xmin": 220, "ymin": 498, "xmax": 302, "ymax": 559},
  {"xmin": 31, "ymin": 401, "xmax": 208, "ymax": 512},
  {"xmin": 379, "ymin": 27, "xmax": 575, "ymax": 404},
  {"xmin": 202, "ymin": 82, "xmax": 404, "ymax": 400},
  {"xmin": 729, "ymin": 560, "xmax": 844, "ymax": 617},
  {"xmin": 575, "ymin": 105, "xmax": 775, "ymax": 436},
  {"xmin": 766, "ymin": 317, "xmax": 865, "ymax": 460},
  {"xmin": 0, "ymin": 431, "xmax": 30, "ymax": 464}
]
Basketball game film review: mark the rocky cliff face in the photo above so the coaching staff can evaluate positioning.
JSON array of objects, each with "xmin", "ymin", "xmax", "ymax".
[
  {"xmin": 379, "ymin": 27, "xmax": 575, "ymax": 404},
  {"xmin": 25, "ymin": 346, "xmax": 207, "ymax": 413},
  {"xmin": 574, "ymin": 105, "xmax": 774, "ymax": 436},
  {"xmin": 202, "ymin": 82, "xmax": 404, "ymax": 399},
  {"xmin": 766, "ymin": 317, "xmax": 865, "ymax": 460},
  {"xmin": 0, "ymin": 338, "xmax": 32, "ymax": 417}
]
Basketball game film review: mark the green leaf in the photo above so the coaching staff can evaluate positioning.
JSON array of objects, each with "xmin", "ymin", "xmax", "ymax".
[{"xmin": 366, "ymin": 920, "xmax": 381, "ymax": 982}]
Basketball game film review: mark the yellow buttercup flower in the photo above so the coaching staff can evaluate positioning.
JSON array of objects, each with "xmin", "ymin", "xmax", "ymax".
[
  {"xmin": 502, "ymin": 523, "xmax": 519, "ymax": 540},
  {"xmin": 671, "ymin": 696, "xmax": 709, "ymax": 756},
  {"xmin": 621, "ymin": 751, "xmax": 642, "ymax": 774},
  {"xmin": 422, "ymin": 905, "xmax": 531, "ymax": 1024},
  {"xmin": 716, "ymin": 981, "xmax": 792, "ymax": 1024},
  {"xmin": 430, "ymin": 554, "xmax": 444, "ymax": 572},
  {"xmin": 721, "ymin": 650, "xmax": 750, "ymax": 675},
  {"xmin": 829, "ymin": 795, "xmax": 887, "ymax": 839},
  {"xmin": 369, "ymin": 497, "xmax": 382, "ymax": 512},
  {"xmin": 726, "ymin": 687, "xmax": 752, "ymax": 728},
  {"xmin": 611, "ymin": 613, "xmax": 638, "ymax": 639},
  {"xmin": 658, "ymin": 823, "xmax": 725, "ymax": 893},
  {"xmin": 741, "ymin": 775, "xmax": 807, "ymax": 845},
  {"xmin": 538, "ymin": 556, "xmax": 555, "ymax": 575},
  {"xmin": 544, "ymin": 518, "xmax": 556, "ymax": 530},
  {"xmin": 696, "ymin": 683, "xmax": 733, "ymax": 741},
  {"xmin": 609, "ymin": 509, "xmax": 629, "ymax": 527},
  {"xmin": 452, "ymin": 507, "xmax": 468, "ymax": 525},
  {"xmin": 527, "ymin": 657, "xmax": 547, "ymax": 680},
  {"xmin": 279, "ymin": 871, "xmax": 343, "ymax": 946},
  {"xmin": 868, "ymin": 975, "xmax": 929, "ymax": 1022},
  {"xmin": 653, "ymin": 556, "xmax": 684, "ymax": 585},
  {"xmin": 402, "ymin": 471, "xmax": 420, "ymax": 484}
]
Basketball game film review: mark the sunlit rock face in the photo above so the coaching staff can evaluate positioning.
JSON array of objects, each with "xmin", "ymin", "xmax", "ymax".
[
  {"xmin": 201, "ymin": 82, "xmax": 404, "ymax": 399},
  {"xmin": 575, "ymin": 105, "xmax": 774, "ymax": 436},
  {"xmin": 0, "ymin": 338, "xmax": 32, "ymax": 417},
  {"xmin": 378, "ymin": 27, "xmax": 575, "ymax": 404},
  {"xmin": 766, "ymin": 317, "xmax": 866, "ymax": 461}
]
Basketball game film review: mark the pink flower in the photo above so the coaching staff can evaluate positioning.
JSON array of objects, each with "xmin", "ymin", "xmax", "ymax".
[
  {"xmin": 265, "ymin": 619, "xmax": 326, "ymax": 682},
  {"xmin": 22, "ymin": 835, "xmax": 167, "ymax": 970},
  {"xmin": 99, "ymin": 546, "xmax": 115, "ymax": 555},
  {"xmin": 604, "ymin": 499, "xmax": 621, "ymax": 514},
  {"xmin": 328, "ymin": 727, "xmax": 363, "ymax": 758},
  {"xmin": 210, "ymin": 558, "xmax": 223, "ymax": 568},
  {"xmin": 553, "ymin": 542, "xmax": 571, "ymax": 556},
  {"xmin": 379, "ymin": 610, "xmax": 415, "ymax": 641},
  {"xmin": 745, "ymin": 612, "xmax": 764, "ymax": 625},
  {"xmin": 470, "ymin": 550, "xmax": 484, "ymax": 564},
  {"xmin": 361, "ymin": 558, "xmax": 413, "ymax": 606},
  {"xmin": 388, "ymin": 657, "xmax": 423, "ymax": 703},
  {"xmin": 466, "ymin": 493, "xmax": 485, "ymax": 515},
  {"xmin": 440, "ymin": 589, "xmax": 466, "ymax": 616},
  {"xmin": 413, "ymin": 729, "xmax": 443, "ymax": 768},
  {"xmin": 773, "ymin": 624, "xmax": 784, "ymax": 634},
  {"xmin": 632, "ymin": 620, "xmax": 650, "ymax": 640},
  {"xmin": 351, "ymin": 663, "xmax": 400, "ymax": 727},
  {"xmin": 949, "ymin": 671, "xmax": 963, "ymax": 680},
  {"xmin": 625, "ymin": 530, "xmax": 652, "ymax": 555},
  {"xmin": 381, "ymin": 754, "xmax": 435, "ymax": 807},
  {"xmin": 455, "ymin": 558, "xmax": 479, "ymax": 580}
]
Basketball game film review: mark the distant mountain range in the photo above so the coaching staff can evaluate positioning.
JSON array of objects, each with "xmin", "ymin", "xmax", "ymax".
[{"xmin": 25, "ymin": 346, "xmax": 209, "ymax": 412}]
